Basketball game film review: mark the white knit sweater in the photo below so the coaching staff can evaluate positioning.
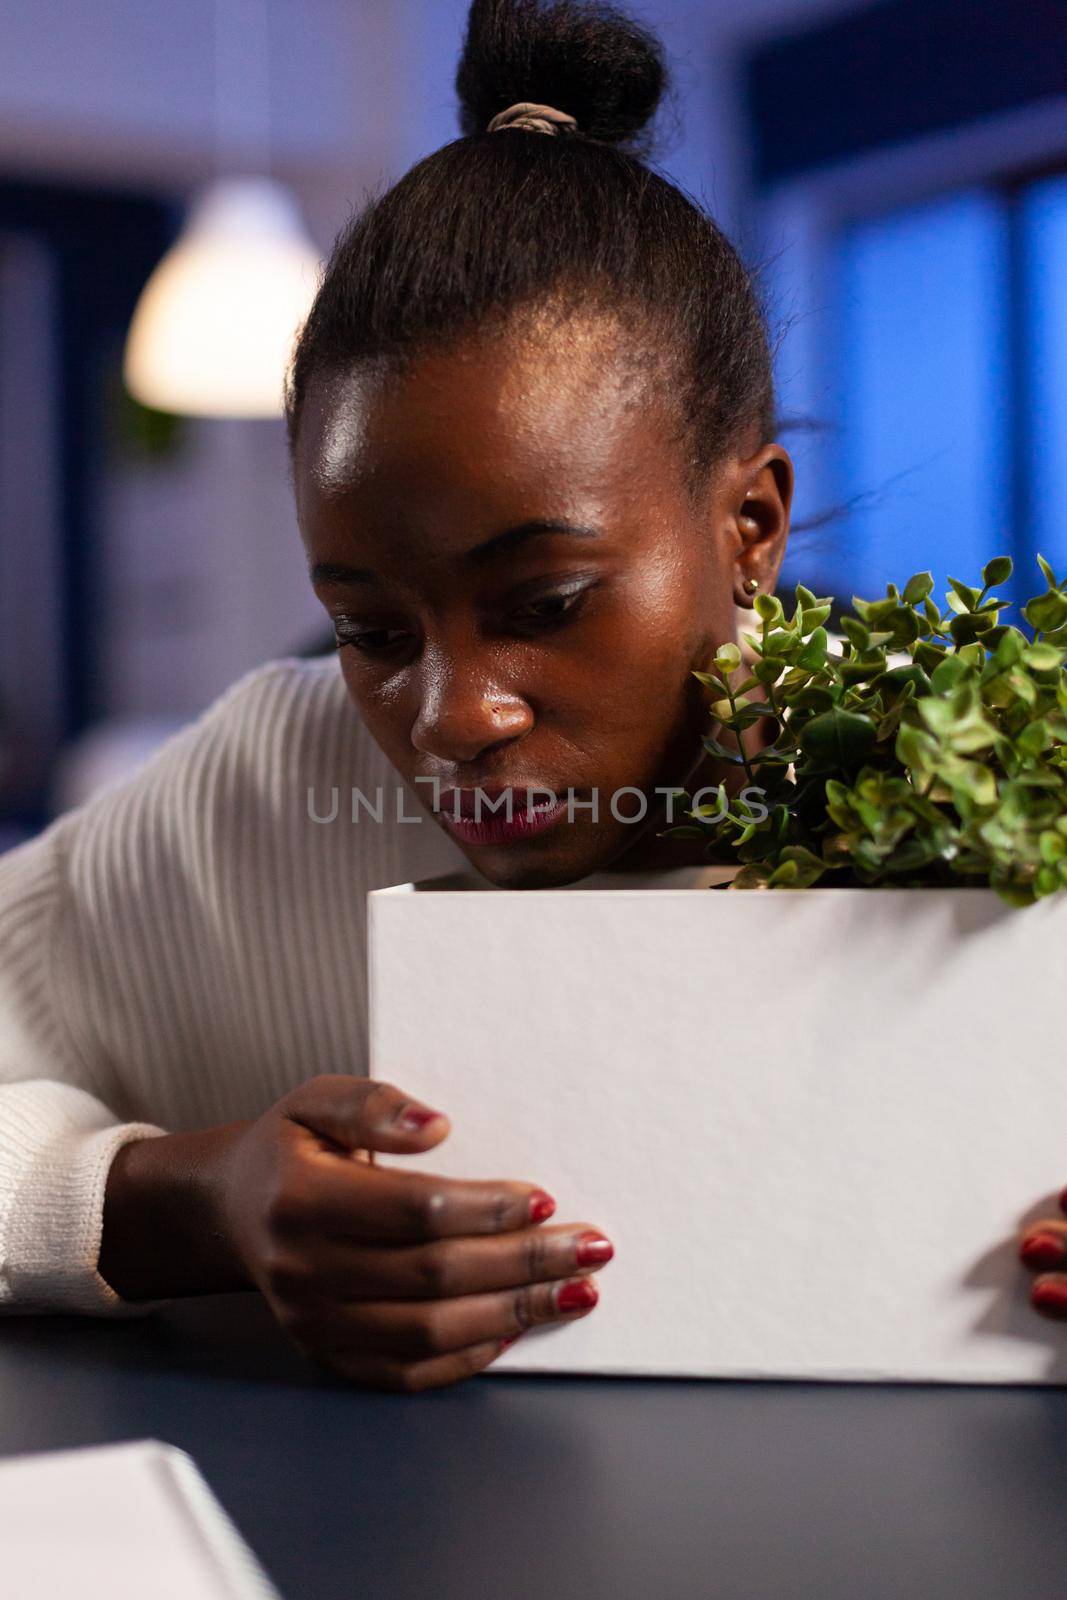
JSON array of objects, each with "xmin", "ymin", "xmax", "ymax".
[
  {"xmin": 0, "ymin": 656, "xmax": 475, "ymax": 1318},
  {"xmin": 0, "ymin": 654, "xmax": 725, "ymax": 1319}
]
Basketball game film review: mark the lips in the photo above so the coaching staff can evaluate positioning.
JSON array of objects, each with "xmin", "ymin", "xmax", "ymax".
[{"xmin": 435, "ymin": 784, "xmax": 571, "ymax": 846}]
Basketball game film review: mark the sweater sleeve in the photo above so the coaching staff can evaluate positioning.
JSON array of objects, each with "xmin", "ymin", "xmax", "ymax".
[
  {"xmin": 0, "ymin": 652, "xmax": 458, "ymax": 1318},
  {"xmin": 0, "ymin": 815, "xmax": 170, "ymax": 1317},
  {"xmin": 0, "ymin": 656, "xmax": 312, "ymax": 1318}
]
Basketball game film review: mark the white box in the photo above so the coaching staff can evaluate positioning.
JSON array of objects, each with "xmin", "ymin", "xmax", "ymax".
[
  {"xmin": 0, "ymin": 1439, "xmax": 281, "ymax": 1598},
  {"xmin": 368, "ymin": 876, "xmax": 1067, "ymax": 1384}
]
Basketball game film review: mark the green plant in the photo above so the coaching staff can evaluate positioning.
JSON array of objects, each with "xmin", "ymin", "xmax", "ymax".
[{"xmin": 667, "ymin": 556, "xmax": 1067, "ymax": 904}]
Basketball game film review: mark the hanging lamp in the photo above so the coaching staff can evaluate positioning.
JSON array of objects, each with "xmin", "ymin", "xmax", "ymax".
[{"xmin": 123, "ymin": 0, "xmax": 322, "ymax": 418}]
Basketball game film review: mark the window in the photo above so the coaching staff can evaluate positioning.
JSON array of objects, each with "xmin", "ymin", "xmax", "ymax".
[
  {"xmin": 773, "ymin": 170, "xmax": 1067, "ymax": 616},
  {"xmin": 0, "ymin": 178, "xmax": 176, "ymax": 837},
  {"xmin": 1022, "ymin": 174, "xmax": 1067, "ymax": 577}
]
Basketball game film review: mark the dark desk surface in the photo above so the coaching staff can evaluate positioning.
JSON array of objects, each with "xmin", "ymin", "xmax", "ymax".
[{"xmin": 1, "ymin": 1293, "xmax": 1066, "ymax": 1600}]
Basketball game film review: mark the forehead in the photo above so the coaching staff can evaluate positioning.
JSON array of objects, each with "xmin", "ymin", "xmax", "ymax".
[{"xmin": 294, "ymin": 308, "xmax": 681, "ymax": 528}]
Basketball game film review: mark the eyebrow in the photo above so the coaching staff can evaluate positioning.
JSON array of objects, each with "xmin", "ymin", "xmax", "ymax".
[{"xmin": 308, "ymin": 519, "xmax": 602, "ymax": 588}]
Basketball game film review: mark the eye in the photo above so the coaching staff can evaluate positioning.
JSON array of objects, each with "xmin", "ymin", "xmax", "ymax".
[
  {"xmin": 333, "ymin": 624, "xmax": 413, "ymax": 657},
  {"xmin": 508, "ymin": 580, "xmax": 597, "ymax": 632}
]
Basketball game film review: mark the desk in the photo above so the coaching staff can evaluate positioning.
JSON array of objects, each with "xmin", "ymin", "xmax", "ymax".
[{"xmin": 1, "ymin": 1293, "xmax": 1065, "ymax": 1599}]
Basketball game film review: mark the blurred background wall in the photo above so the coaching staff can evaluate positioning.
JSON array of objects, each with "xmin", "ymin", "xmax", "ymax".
[{"xmin": 2, "ymin": 0, "xmax": 1066, "ymax": 847}]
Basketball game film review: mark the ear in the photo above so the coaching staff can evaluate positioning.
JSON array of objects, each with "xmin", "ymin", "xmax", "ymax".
[{"xmin": 729, "ymin": 445, "xmax": 794, "ymax": 610}]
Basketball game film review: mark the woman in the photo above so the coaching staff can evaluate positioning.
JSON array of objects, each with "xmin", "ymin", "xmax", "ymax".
[{"xmin": 2, "ymin": 0, "xmax": 1064, "ymax": 1392}]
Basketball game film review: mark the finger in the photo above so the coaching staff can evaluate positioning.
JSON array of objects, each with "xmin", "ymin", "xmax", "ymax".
[
  {"xmin": 309, "ymin": 1223, "xmax": 614, "ymax": 1301},
  {"xmin": 280, "ymin": 1074, "xmax": 452, "ymax": 1155},
  {"xmin": 284, "ymin": 1157, "xmax": 557, "ymax": 1245},
  {"xmin": 1028, "ymin": 1271, "xmax": 1067, "ymax": 1318},
  {"xmin": 318, "ymin": 1273, "xmax": 600, "ymax": 1362},
  {"xmin": 1018, "ymin": 1221, "xmax": 1067, "ymax": 1271},
  {"xmin": 309, "ymin": 1336, "xmax": 509, "ymax": 1394}
]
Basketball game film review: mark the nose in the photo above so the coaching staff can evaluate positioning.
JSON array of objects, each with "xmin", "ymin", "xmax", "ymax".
[{"xmin": 410, "ymin": 648, "xmax": 533, "ymax": 764}]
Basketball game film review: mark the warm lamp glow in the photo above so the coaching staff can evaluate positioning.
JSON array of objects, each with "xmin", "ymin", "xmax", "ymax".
[{"xmin": 123, "ymin": 177, "xmax": 322, "ymax": 419}]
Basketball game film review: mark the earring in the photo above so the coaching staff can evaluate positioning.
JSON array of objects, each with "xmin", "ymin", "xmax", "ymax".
[{"xmin": 742, "ymin": 577, "xmax": 759, "ymax": 595}]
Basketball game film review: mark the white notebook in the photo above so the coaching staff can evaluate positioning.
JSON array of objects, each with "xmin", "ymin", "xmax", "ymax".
[{"xmin": 0, "ymin": 1439, "xmax": 282, "ymax": 1599}]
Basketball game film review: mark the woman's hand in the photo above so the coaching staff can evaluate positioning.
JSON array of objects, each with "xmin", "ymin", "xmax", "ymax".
[
  {"xmin": 1018, "ymin": 1188, "xmax": 1067, "ymax": 1317},
  {"xmin": 214, "ymin": 1074, "xmax": 613, "ymax": 1391}
]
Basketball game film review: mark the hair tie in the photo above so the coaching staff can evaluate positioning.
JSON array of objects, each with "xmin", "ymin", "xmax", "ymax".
[{"xmin": 486, "ymin": 101, "xmax": 579, "ymax": 137}]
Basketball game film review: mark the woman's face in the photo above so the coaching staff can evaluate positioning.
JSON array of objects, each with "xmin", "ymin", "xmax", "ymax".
[{"xmin": 295, "ymin": 309, "xmax": 793, "ymax": 888}]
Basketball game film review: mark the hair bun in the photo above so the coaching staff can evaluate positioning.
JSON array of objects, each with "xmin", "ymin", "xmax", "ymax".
[{"xmin": 455, "ymin": 0, "xmax": 668, "ymax": 156}]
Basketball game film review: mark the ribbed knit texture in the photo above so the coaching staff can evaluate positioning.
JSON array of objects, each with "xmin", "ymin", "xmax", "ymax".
[{"xmin": 0, "ymin": 655, "xmax": 470, "ymax": 1317}]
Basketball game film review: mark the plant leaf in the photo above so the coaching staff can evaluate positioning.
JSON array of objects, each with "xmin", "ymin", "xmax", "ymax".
[
  {"xmin": 903, "ymin": 571, "xmax": 935, "ymax": 605},
  {"xmin": 982, "ymin": 555, "xmax": 1013, "ymax": 587},
  {"xmin": 798, "ymin": 707, "xmax": 878, "ymax": 767}
]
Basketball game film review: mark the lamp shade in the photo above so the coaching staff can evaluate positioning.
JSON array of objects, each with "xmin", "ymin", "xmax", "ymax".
[{"xmin": 123, "ymin": 177, "xmax": 322, "ymax": 418}]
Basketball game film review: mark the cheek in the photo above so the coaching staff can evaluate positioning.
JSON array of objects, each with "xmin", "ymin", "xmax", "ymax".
[
  {"xmin": 338, "ymin": 659, "xmax": 413, "ymax": 758},
  {"xmin": 536, "ymin": 576, "xmax": 715, "ymax": 779},
  {"xmin": 589, "ymin": 559, "xmax": 722, "ymax": 702},
  {"xmin": 586, "ymin": 555, "xmax": 734, "ymax": 766}
]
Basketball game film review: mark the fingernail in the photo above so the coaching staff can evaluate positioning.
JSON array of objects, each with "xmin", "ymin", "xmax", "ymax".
[
  {"xmin": 498, "ymin": 1332, "xmax": 522, "ymax": 1353},
  {"xmin": 1020, "ymin": 1232, "xmax": 1067, "ymax": 1270},
  {"xmin": 1058, "ymin": 1185, "xmax": 1067, "ymax": 1216},
  {"xmin": 575, "ymin": 1232, "xmax": 614, "ymax": 1267},
  {"xmin": 529, "ymin": 1190, "xmax": 556, "ymax": 1223},
  {"xmin": 398, "ymin": 1104, "xmax": 444, "ymax": 1131},
  {"xmin": 556, "ymin": 1278, "xmax": 599, "ymax": 1313},
  {"xmin": 1031, "ymin": 1280, "xmax": 1067, "ymax": 1315}
]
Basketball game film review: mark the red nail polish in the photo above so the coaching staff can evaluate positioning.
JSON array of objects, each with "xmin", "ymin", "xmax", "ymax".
[
  {"xmin": 1020, "ymin": 1233, "xmax": 1067, "ymax": 1270},
  {"xmin": 398, "ymin": 1105, "xmax": 443, "ymax": 1130},
  {"xmin": 575, "ymin": 1232, "xmax": 614, "ymax": 1267},
  {"xmin": 1058, "ymin": 1185, "xmax": 1067, "ymax": 1217},
  {"xmin": 1031, "ymin": 1280, "xmax": 1067, "ymax": 1314},
  {"xmin": 529, "ymin": 1190, "xmax": 556, "ymax": 1223},
  {"xmin": 498, "ymin": 1332, "xmax": 522, "ymax": 1353},
  {"xmin": 557, "ymin": 1278, "xmax": 599, "ymax": 1312}
]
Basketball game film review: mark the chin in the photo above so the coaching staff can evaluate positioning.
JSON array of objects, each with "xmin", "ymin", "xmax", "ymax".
[{"xmin": 456, "ymin": 832, "xmax": 622, "ymax": 890}]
